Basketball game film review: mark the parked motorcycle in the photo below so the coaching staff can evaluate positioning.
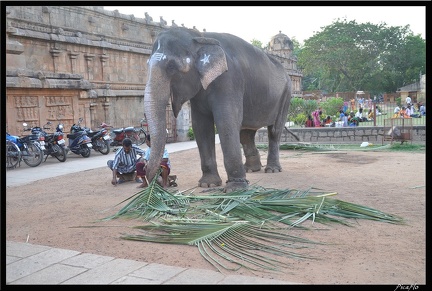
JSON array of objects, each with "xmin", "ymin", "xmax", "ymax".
[
  {"xmin": 31, "ymin": 122, "xmax": 67, "ymax": 162},
  {"xmin": 72, "ymin": 118, "xmax": 111, "ymax": 155},
  {"xmin": 67, "ymin": 119, "xmax": 93, "ymax": 157},
  {"xmin": 101, "ymin": 122, "xmax": 145, "ymax": 147},
  {"xmin": 6, "ymin": 123, "xmax": 45, "ymax": 167}
]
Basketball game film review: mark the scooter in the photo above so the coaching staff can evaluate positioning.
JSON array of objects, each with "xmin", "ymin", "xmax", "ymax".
[
  {"xmin": 67, "ymin": 119, "xmax": 93, "ymax": 158},
  {"xmin": 100, "ymin": 122, "xmax": 144, "ymax": 147},
  {"xmin": 31, "ymin": 122, "xmax": 67, "ymax": 162},
  {"xmin": 73, "ymin": 118, "xmax": 111, "ymax": 155}
]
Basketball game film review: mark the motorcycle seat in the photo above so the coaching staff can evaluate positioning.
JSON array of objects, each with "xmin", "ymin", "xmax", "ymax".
[
  {"xmin": 124, "ymin": 126, "xmax": 135, "ymax": 132},
  {"xmin": 67, "ymin": 132, "xmax": 84, "ymax": 139}
]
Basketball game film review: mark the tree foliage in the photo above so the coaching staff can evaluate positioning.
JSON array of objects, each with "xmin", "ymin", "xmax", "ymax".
[
  {"xmin": 297, "ymin": 19, "xmax": 425, "ymax": 93},
  {"xmin": 250, "ymin": 38, "xmax": 264, "ymax": 49}
]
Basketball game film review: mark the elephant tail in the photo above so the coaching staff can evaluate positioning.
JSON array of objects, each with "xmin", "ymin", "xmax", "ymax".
[{"xmin": 284, "ymin": 126, "xmax": 300, "ymax": 141}]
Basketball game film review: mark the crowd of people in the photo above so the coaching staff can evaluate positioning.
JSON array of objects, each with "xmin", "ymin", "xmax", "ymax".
[
  {"xmin": 305, "ymin": 96, "xmax": 425, "ymax": 128},
  {"xmin": 393, "ymin": 101, "xmax": 425, "ymax": 118},
  {"xmin": 107, "ymin": 135, "xmax": 173, "ymax": 188}
]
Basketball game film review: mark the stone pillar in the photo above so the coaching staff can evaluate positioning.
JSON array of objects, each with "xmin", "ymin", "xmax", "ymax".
[
  {"xmin": 84, "ymin": 53, "xmax": 95, "ymax": 80},
  {"xmin": 50, "ymin": 48, "xmax": 62, "ymax": 73},
  {"xmin": 176, "ymin": 104, "xmax": 191, "ymax": 142},
  {"xmin": 100, "ymin": 54, "xmax": 108, "ymax": 81},
  {"xmin": 89, "ymin": 102, "xmax": 98, "ymax": 128},
  {"xmin": 69, "ymin": 52, "xmax": 79, "ymax": 74},
  {"xmin": 102, "ymin": 102, "xmax": 111, "ymax": 124}
]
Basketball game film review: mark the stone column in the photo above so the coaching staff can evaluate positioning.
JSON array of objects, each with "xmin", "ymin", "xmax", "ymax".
[
  {"xmin": 100, "ymin": 54, "xmax": 108, "ymax": 81},
  {"xmin": 69, "ymin": 52, "xmax": 79, "ymax": 74},
  {"xmin": 50, "ymin": 48, "xmax": 62, "ymax": 73},
  {"xmin": 84, "ymin": 53, "xmax": 95, "ymax": 80}
]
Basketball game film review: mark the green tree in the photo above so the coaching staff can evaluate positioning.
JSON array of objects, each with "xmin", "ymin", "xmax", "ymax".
[
  {"xmin": 320, "ymin": 97, "xmax": 344, "ymax": 117},
  {"xmin": 298, "ymin": 18, "xmax": 425, "ymax": 94},
  {"xmin": 251, "ymin": 39, "xmax": 264, "ymax": 49}
]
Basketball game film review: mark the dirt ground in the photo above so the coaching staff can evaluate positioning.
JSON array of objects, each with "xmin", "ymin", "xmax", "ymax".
[{"xmin": 6, "ymin": 144, "xmax": 426, "ymax": 284}]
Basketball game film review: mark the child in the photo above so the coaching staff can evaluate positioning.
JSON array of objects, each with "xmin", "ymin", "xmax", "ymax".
[{"xmin": 136, "ymin": 134, "xmax": 171, "ymax": 188}]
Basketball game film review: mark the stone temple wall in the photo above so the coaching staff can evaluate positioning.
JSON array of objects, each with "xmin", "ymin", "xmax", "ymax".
[
  {"xmin": 5, "ymin": 6, "xmax": 303, "ymax": 142},
  {"xmin": 5, "ymin": 6, "xmax": 176, "ymax": 138}
]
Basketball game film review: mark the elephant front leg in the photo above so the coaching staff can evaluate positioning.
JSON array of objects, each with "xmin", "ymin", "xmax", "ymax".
[
  {"xmin": 240, "ymin": 129, "xmax": 262, "ymax": 172},
  {"xmin": 192, "ymin": 110, "xmax": 222, "ymax": 188},
  {"xmin": 220, "ymin": 131, "xmax": 249, "ymax": 193},
  {"xmin": 264, "ymin": 126, "xmax": 282, "ymax": 173}
]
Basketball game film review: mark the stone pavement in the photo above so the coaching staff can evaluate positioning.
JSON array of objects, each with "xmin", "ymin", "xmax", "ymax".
[{"xmin": 5, "ymin": 137, "xmax": 300, "ymax": 285}]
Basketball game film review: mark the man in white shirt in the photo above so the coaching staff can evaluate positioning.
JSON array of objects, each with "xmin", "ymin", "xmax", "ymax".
[{"xmin": 405, "ymin": 96, "xmax": 412, "ymax": 106}]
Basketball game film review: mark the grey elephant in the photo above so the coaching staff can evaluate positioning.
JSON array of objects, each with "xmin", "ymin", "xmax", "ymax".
[{"xmin": 144, "ymin": 27, "xmax": 292, "ymax": 192}]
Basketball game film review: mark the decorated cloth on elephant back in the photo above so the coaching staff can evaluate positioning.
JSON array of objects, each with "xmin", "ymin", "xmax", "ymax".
[{"xmin": 143, "ymin": 27, "xmax": 293, "ymax": 192}]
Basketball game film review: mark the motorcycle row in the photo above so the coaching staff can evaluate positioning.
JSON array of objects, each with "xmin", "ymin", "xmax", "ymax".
[{"xmin": 5, "ymin": 118, "xmax": 148, "ymax": 169}]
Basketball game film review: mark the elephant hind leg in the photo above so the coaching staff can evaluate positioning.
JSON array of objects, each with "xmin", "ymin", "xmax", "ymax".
[
  {"xmin": 264, "ymin": 126, "xmax": 282, "ymax": 173},
  {"xmin": 240, "ymin": 129, "xmax": 262, "ymax": 172}
]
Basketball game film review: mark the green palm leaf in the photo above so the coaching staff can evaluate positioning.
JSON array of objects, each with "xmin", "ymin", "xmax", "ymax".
[
  {"xmin": 122, "ymin": 221, "xmax": 319, "ymax": 272},
  {"xmin": 100, "ymin": 182, "xmax": 405, "ymax": 273}
]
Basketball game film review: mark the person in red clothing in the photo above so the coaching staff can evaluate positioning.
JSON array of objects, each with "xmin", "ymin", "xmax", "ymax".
[{"xmin": 305, "ymin": 115, "xmax": 314, "ymax": 127}]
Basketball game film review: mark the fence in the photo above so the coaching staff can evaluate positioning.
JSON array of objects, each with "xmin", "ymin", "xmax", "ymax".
[
  {"xmin": 256, "ymin": 125, "xmax": 426, "ymax": 145},
  {"xmin": 289, "ymin": 101, "xmax": 426, "ymax": 128}
]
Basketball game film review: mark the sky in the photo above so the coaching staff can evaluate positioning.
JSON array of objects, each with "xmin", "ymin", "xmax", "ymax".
[{"xmin": 103, "ymin": 5, "xmax": 426, "ymax": 44}]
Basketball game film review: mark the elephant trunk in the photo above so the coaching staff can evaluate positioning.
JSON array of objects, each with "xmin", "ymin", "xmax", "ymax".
[{"xmin": 144, "ymin": 66, "xmax": 170, "ymax": 184}]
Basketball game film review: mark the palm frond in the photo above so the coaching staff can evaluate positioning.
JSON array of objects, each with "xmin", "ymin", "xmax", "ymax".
[
  {"xmin": 122, "ymin": 221, "xmax": 319, "ymax": 272},
  {"xmin": 100, "ymin": 182, "xmax": 405, "ymax": 273}
]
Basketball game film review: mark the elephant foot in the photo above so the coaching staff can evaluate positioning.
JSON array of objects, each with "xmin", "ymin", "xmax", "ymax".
[
  {"xmin": 224, "ymin": 178, "xmax": 249, "ymax": 193},
  {"xmin": 244, "ymin": 155, "xmax": 262, "ymax": 173},
  {"xmin": 264, "ymin": 165, "xmax": 282, "ymax": 173},
  {"xmin": 244, "ymin": 163, "xmax": 262, "ymax": 173},
  {"xmin": 198, "ymin": 174, "xmax": 222, "ymax": 188}
]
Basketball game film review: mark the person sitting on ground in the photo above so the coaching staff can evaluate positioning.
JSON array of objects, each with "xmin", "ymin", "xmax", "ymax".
[
  {"xmin": 407, "ymin": 104, "xmax": 420, "ymax": 118},
  {"xmin": 324, "ymin": 115, "xmax": 333, "ymax": 126},
  {"xmin": 367, "ymin": 109, "xmax": 374, "ymax": 120},
  {"xmin": 107, "ymin": 138, "xmax": 146, "ymax": 185},
  {"xmin": 305, "ymin": 115, "xmax": 314, "ymax": 127},
  {"xmin": 399, "ymin": 106, "xmax": 410, "ymax": 118},
  {"xmin": 136, "ymin": 134, "xmax": 171, "ymax": 189},
  {"xmin": 419, "ymin": 103, "xmax": 426, "ymax": 116},
  {"xmin": 393, "ymin": 105, "xmax": 401, "ymax": 118}
]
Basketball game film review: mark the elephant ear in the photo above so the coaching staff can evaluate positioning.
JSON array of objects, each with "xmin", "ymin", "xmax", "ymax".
[{"xmin": 193, "ymin": 37, "xmax": 228, "ymax": 90}]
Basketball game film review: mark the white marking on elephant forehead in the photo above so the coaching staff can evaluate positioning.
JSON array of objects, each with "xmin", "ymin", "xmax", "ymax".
[
  {"xmin": 151, "ymin": 52, "xmax": 166, "ymax": 62},
  {"xmin": 186, "ymin": 57, "xmax": 190, "ymax": 63},
  {"xmin": 200, "ymin": 54, "xmax": 210, "ymax": 65}
]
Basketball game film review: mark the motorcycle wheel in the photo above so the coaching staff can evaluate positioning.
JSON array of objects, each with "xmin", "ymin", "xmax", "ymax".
[
  {"xmin": 22, "ymin": 142, "xmax": 44, "ymax": 167},
  {"xmin": 129, "ymin": 135, "xmax": 140, "ymax": 146},
  {"xmin": 98, "ymin": 139, "xmax": 110, "ymax": 155},
  {"xmin": 80, "ymin": 146, "xmax": 91, "ymax": 158},
  {"xmin": 6, "ymin": 140, "xmax": 21, "ymax": 169},
  {"xmin": 137, "ymin": 130, "xmax": 146, "ymax": 146},
  {"xmin": 52, "ymin": 144, "xmax": 67, "ymax": 162}
]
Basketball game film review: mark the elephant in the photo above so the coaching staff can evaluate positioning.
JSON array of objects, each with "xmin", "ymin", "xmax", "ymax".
[{"xmin": 144, "ymin": 27, "xmax": 292, "ymax": 192}]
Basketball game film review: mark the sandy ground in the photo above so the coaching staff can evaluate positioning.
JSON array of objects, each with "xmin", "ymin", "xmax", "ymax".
[{"xmin": 6, "ymin": 145, "xmax": 426, "ymax": 284}]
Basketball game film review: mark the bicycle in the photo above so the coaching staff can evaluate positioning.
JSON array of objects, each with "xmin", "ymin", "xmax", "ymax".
[
  {"xmin": 138, "ymin": 115, "xmax": 169, "ymax": 144},
  {"xmin": 6, "ymin": 140, "xmax": 21, "ymax": 169},
  {"xmin": 136, "ymin": 118, "xmax": 148, "ymax": 146}
]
